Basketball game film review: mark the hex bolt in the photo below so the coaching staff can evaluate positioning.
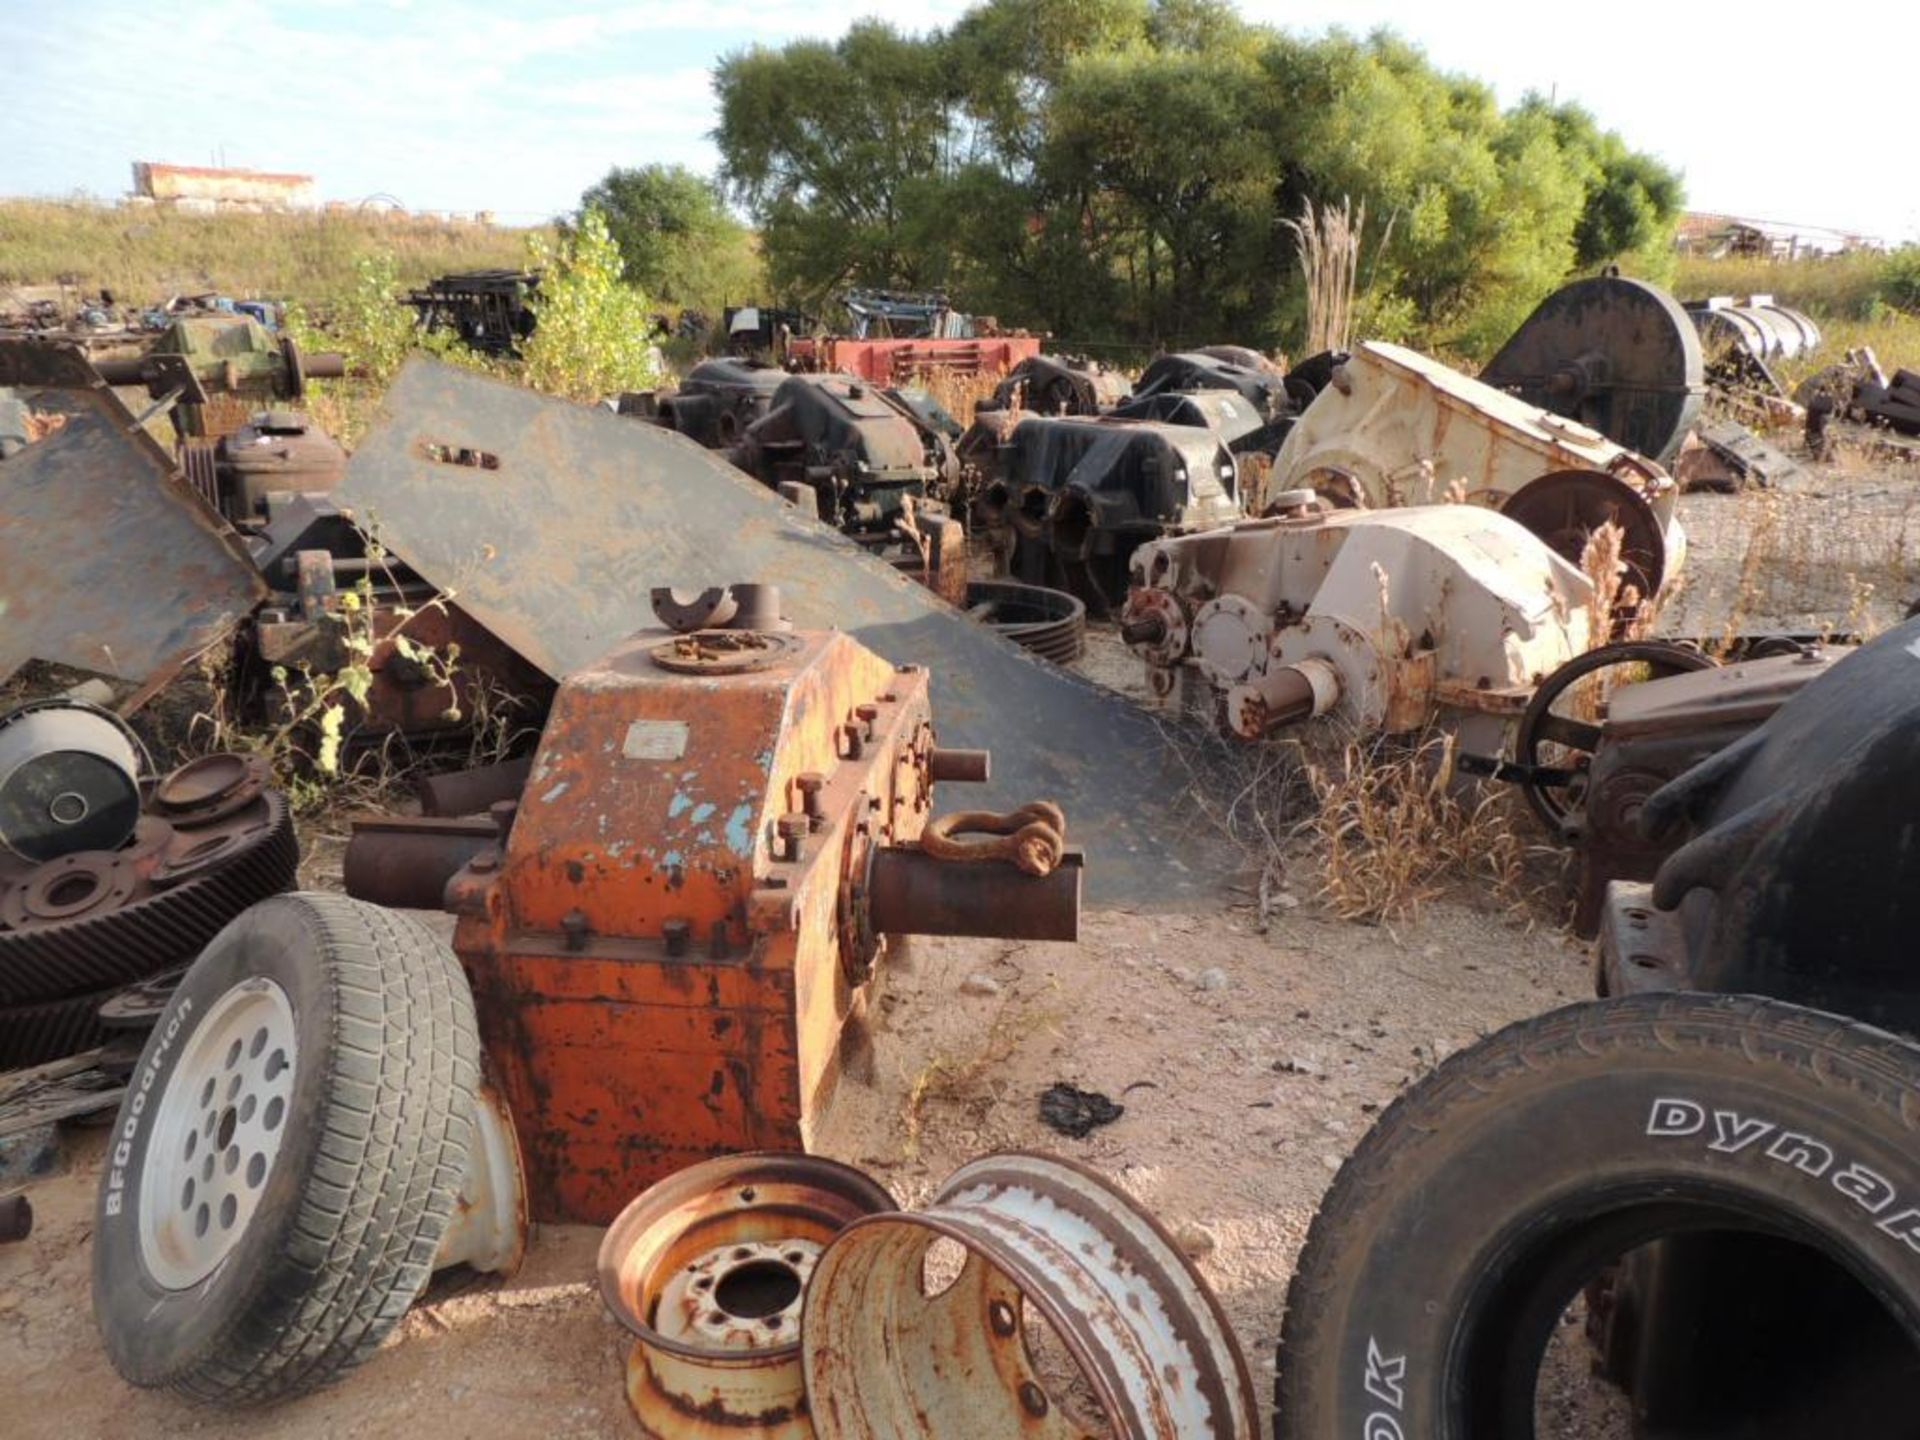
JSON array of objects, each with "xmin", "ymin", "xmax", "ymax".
[
  {"xmin": 488, "ymin": 799, "xmax": 519, "ymax": 842},
  {"xmin": 469, "ymin": 847, "xmax": 500, "ymax": 874},
  {"xmin": 855, "ymin": 703, "xmax": 880, "ymax": 741},
  {"xmin": 796, "ymin": 772, "xmax": 827, "ymax": 830},
  {"xmin": 841, "ymin": 723, "xmax": 865, "ymax": 760},
  {"xmin": 988, "ymin": 1299, "xmax": 1017, "ymax": 1337},
  {"xmin": 561, "ymin": 908, "xmax": 589, "ymax": 952},
  {"xmin": 1019, "ymin": 1382, "xmax": 1050, "ymax": 1418},
  {"xmin": 708, "ymin": 919, "xmax": 731, "ymax": 960},
  {"xmin": 663, "ymin": 918, "xmax": 692, "ymax": 957},
  {"xmin": 776, "ymin": 813, "xmax": 809, "ymax": 862}
]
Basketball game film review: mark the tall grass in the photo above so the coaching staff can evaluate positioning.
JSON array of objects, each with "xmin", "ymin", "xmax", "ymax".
[{"xmin": 0, "ymin": 199, "xmax": 544, "ymax": 311}]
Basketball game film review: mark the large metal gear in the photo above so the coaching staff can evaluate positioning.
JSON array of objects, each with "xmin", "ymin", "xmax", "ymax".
[
  {"xmin": 1481, "ymin": 276, "xmax": 1705, "ymax": 463},
  {"xmin": 0, "ymin": 783, "xmax": 298, "ymax": 1007},
  {"xmin": 0, "ymin": 985, "xmax": 119, "ymax": 1071}
]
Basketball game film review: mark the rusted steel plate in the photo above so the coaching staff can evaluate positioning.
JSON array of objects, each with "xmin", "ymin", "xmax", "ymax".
[
  {"xmin": 802, "ymin": 1151, "xmax": 1259, "ymax": 1438},
  {"xmin": 0, "ymin": 345, "xmax": 263, "ymax": 688},
  {"xmin": 339, "ymin": 360, "xmax": 1233, "ymax": 905}
]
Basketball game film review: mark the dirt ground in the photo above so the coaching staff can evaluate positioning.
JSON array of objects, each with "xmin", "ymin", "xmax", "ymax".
[
  {"xmin": 2, "ymin": 447, "xmax": 1914, "ymax": 1436},
  {"xmin": 2, "ymin": 899, "xmax": 1599, "ymax": 1438}
]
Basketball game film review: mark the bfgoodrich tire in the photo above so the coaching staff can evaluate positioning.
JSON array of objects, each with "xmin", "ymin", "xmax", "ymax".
[
  {"xmin": 1275, "ymin": 993, "xmax": 1920, "ymax": 1439},
  {"xmin": 92, "ymin": 893, "xmax": 479, "ymax": 1405}
]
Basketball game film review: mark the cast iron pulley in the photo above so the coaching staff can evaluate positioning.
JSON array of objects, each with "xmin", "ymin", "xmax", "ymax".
[
  {"xmin": 1512, "ymin": 640, "xmax": 1716, "ymax": 837},
  {"xmin": 1500, "ymin": 469, "xmax": 1671, "ymax": 610},
  {"xmin": 0, "ymin": 699, "xmax": 144, "ymax": 864},
  {"xmin": 1481, "ymin": 276, "xmax": 1705, "ymax": 463}
]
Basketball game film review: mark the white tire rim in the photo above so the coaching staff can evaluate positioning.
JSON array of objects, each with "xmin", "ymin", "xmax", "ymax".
[{"xmin": 138, "ymin": 976, "xmax": 299, "ymax": 1290}]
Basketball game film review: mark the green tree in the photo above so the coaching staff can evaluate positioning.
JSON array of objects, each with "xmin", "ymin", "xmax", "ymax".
[
  {"xmin": 710, "ymin": 6, "xmax": 1688, "ymax": 359},
  {"xmin": 578, "ymin": 164, "xmax": 761, "ymax": 314},
  {"xmin": 520, "ymin": 209, "xmax": 662, "ymax": 401},
  {"xmin": 715, "ymin": 21, "xmax": 962, "ymax": 303}
]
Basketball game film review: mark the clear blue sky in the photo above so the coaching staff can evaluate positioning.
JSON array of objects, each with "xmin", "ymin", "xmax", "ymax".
[{"xmin": 2, "ymin": 0, "xmax": 1912, "ymax": 241}]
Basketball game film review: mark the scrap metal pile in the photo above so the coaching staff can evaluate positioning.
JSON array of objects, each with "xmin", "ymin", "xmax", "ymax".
[
  {"xmin": 4, "ymin": 250, "xmax": 1918, "ymax": 1437},
  {"xmin": 0, "ymin": 702, "xmax": 298, "ymax": 1072}
]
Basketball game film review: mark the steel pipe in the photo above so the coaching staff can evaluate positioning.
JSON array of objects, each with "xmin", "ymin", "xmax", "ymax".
[
  {"xmin": 867, "ymin": 846, "xmax": 1081, "ymax": 941},
  {"xmin": 412, "ymin": 757, "xmax": 533, "ymax": 817},
  {"xmin": 926, "ymin": 747, "xmax": 990, "ymax": 784},
  {"xmin": 342, "ymin": 816, "xmax": 498, "ymax": 910}
]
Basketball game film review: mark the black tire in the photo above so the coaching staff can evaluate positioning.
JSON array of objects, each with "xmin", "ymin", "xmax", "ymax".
[
  {"xmin": 92, "ymin": 893, "xmax": 479, "ymax": 1405},
  {"xmin": 1276, "ymin": 994, "xmax": 1920, "ymax": 1439}
]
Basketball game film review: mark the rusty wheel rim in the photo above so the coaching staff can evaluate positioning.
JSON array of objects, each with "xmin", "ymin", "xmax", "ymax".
[{"xmin": 596, "ymin": 1153, "xmax": 894, "ymax": 1439}]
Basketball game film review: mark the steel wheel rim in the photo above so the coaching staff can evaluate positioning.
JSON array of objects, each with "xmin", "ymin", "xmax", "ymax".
[{"xmin": 138, "ymin": 977, "xmax": 298, "ymax": 1290}]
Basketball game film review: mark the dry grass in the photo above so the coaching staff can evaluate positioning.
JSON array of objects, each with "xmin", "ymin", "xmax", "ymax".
[
  {"xmin": 1301, "ymin": 730, "xmax": 1550, "ymax": 927},
  {"xmin": 899, "ymin": 978, "xmax": 1065, "ymax": 1159},
  {"xmin": 916, "ymin": 365, "xmax": 1009, "ymax": 430},
  {"xmin": 0, "ymin": 199, "xmax": 541, "ymax": 312},
  {"xmin": 1285, "ymin": 197, "xmax": 1372, "ymax": 355}
]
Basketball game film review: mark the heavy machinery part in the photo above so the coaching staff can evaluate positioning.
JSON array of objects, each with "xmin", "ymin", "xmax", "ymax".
[
  {"xmin": 731, "ymin": 373, "xmax": 955, "ymax": 535},
  {"xmin": 1518, "ymin": 648, "xmax": 1836, "ymax": 936},
  {"xmin": 1274, "ymin": 994, "xmax": 1920, "ymax": 1440},
  {"xmin": 866, "ymin": 846, "xmax": 1082, "ymax": 942},
  {"xmin": 339, "ymin": 360, "xmax": 1234, "ymax": 905},
  {"xmin": 1499, "ymin": 468, "xmax": 1671, "ymax": 605},
  {"xmin": 401, "ymin": 270, "xmax": 540, "ymax": 356},
  {"xmin": 1671, "ymin": 419, "xmax": 1808, "ymax": 492},
  {"xmin": 1113, "ymin": 387, "xmax": 1290, "ymax": 455},
  {"xmin": 1509, "ymin": 640, "xmax": 1717, "ymax": 838},
  {"xmin": 596, "ymin": 1153, "xmax": 894, "ymax": 1439},
  {"xmin": 1128, "ymin": 348, "xmax": 1290, "ymax": 416},
  {"xmin": 991, "ymin": 353, "xmax": 1130, "ymax": 414},
  {"xmin": 1689, "ymin": 296, "xmax": 1823, "ymax": 363},
  {"xmin": 1598, "ymin": 617, "xmax": 1920, "ymax": 1031},
  {"xmin": 786, "ymin": 335, "xmax": 1043, "ymax": 386},
  {"xmin": 997, "ymin": 412, "xmax": 1242, "ymax": 610},
  {"xmin": 1272, "ymin": 342, "xmax": 1686, "ymax": 600},
  {"xmin": 0, "ymin": 341, "xmax": 265, "ymax": 691},
  {"xmin": 150, "ymin": 752, "xmax": 270, "ymax": 828},
  {"xmin": 92, "ymin": 318, "xmax": 344, "ymax": 427},
  {"xmin": 0, "ymin": 789, "xmax": 298, "ymax": 1005},
  {"xmin": 651, "ymin": 357, "xmax": 787, "ymax": 447},
  {"xmin": 179, "ymin": 410, "xmax": 348, "ymax": 523},
  {"xmin": 803, "ymin": 1152, "xmax": 1259, "ymax": 1439},
  {"xmin": 1122, "ymin": 505, "xmax": 1600, "ymax": 743},
  {"xmin": 0, "ymin": 984, "xmax": 118, "ymax": 1070},
  {"xmin": 868, "ymin": 507, "xmax": 969, "ymax": 609},
  {"xmin": 1480, "ymin": 275, "xmax": 1706, "ymax": 463},
  {"xmin": 92, "ymin": 894, "xmax": 480, "ymax": 1404},
  {"xmin": 354, "ymin": 618, "xmax": 1080, "ymax": 1224},
  {"xmin": 963, "ymin": 581, "xmax": 1086, "ymax": 665},
  {"xmin": 0, "ymin": 699, "xmax": 143, "ymax": 862}
]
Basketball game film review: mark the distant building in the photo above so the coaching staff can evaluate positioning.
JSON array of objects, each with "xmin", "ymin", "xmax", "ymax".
[
  {"xmin": 130, "ymin": 162, "xmax": 317, "ymax": 212},
  {"xmin": 1677, "ymin": 211, "xmax": 1882, "ymax": 260}
]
